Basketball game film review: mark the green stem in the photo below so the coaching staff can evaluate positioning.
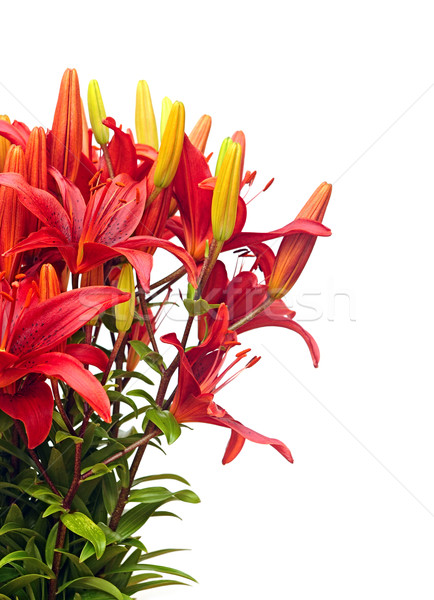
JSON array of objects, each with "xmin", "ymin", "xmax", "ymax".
[{"xmin": 102, "ymin": 143, "xmax": 115, "ymax": 179}]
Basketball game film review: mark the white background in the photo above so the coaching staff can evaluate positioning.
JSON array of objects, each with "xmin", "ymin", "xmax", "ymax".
[{"xmin": 2, "ymin": 1, "xmax": 434, "ymax": 598}]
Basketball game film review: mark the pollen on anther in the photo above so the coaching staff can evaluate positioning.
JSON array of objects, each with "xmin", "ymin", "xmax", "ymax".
[
  {"xmin": 115, "ymin": 181, "xmax": 126, "ymax": 187},
  {"xmin": 236, "ymin": 348, "xmax": 251, "ymax": 358},
  {"xmin": 246, "ymin": 356, "xmax": 261, "ymax": 368},
  {"xmin": 14, "ymin": 273, "xmax": 26, "ymax": 281},
  {"xmin": 263, "ymin": 178, "xmax": 274, "ymax": 192},
  {"xmin": 0, "ymin": 291, "xmax": 14, "ymax": 302}
]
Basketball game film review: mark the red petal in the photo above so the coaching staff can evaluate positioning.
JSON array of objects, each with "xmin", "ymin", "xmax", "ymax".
[
  {"xmin": 0, "ymin": 381, "xmax": 53, "ymax": 448},
  {"xmin": 0, "ymin": 120, "xmax": 28, "ymax": 146},
  {"xmin": 223, "ymin": 218, "xmax": 331, "ymax": 251},
  {"xmin": 65, "ymin": 344, "xmax": 109, "ymax": 371},
  {"xmin": 49, "ymin": 167, "xmax": 86, "ymax": 241},
  {"xmin": 222, "ymin": 430, "xmax": 246, "ymax": 464},
  {"xmin": 20, "ymin": 352, "xmax": 111, "ymax": 422},
  {"xmin": 118, "ymin": 236, "xmax": 198, "ymax": 288},
  {"xmin": 237, "ymin": 310, "xmax": 320, "ymax": 367},
  {"xmin": 9, "ymin": 287, "xmax": 130, "ymax": 357},
  {"xmin": 0, "ymin": 173, "xmax": 72, "ymax": 240},
  {"xmin": 100, "ymin": 117, "xmax": 138, "ymax": 178}
]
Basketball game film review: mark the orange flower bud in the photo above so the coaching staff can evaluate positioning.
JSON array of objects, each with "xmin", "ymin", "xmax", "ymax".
[
  {"xmin": 0, "ymin": 145, "xmax": 28, "ymax": 281},
  {"xmin": 231, "ymin": 130, "xmax": 245, "ymax": 183},
  {"xmin": 25, "ymin": 127, "xmax": 48, "ymax": 191},
  {"xmin": 0, "ymin": 115, "xmax": 11, "ymax": 172},
  {"xmin": 51, "ymin": 68, "xmax": 83, "ymax": 182},
  {"xmin": 268, "ymin": 182, "xmax": 332, "ymax": 300},
  {"xmin": 211, "ymin": 142, "xmax": 242, "ymax": 242},
  {"xmin": 39, "ymin": 263, "xmax": 61, "ymax": 301},
  {"xmin": 154, "ymin": 101, "xmax": 185, "ymax": 190},
  {"xmin": 189, "ymin": 115, "xmax": 212, "ymax": 154},
  {"xmin": 81, "ymin": 265, "xmax": 104, "ymax": 325},
  {"xmin": 135, "ymin": 80, "xmax": 158, "ymax": 149}
]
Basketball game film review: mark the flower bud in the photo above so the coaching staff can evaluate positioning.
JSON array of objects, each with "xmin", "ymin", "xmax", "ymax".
[
  {"xmin": 114, "ymin": 263, "xmax": 135, "ymax": 332},
  {"xmin": 211, "ymin": 142, "xmax": 242, "ymax": 242},
  {"xmin": 160, "ymin": 97, "xmax": 173, "ymax": 139},
  {"xmin": 51, "ymin": 68, "xmax": 83, "ymax": 182},
  {"xmin": 153, "ymin": 101, "xmax": 185, "ymax": 190},
  {"xmin": 268, "ymin": 182, "xmax": 332, "ymax": 300},
  {"xmin": 39, "ymin": 263, "xmax": 61, "ymax": 301},
  {"xmin": 135, "ymin": 80, "xmax": 158, "ymax": 149},
  {"xmin": 231, "ymin": 130, "xmax": 245, "ymax": 183},
  {"xmin": 25, "ymin": 127, "xmax": 48, "ymax": 191},
  {"xmin": 0, "ymin": 145, "xmax": 28, "ymax": 281},
  {"xmin": 87, "ymin": 79, "xmax": 109, "ymax": 146},
  {"xmin": 189, "ymin": 115, "xmax": 212, "ymax": 154},
  {"xmin": 215, "ymin": 137, "xmax": 233, "ymax": 176},
  {"xmin": 81, "ymin": 265, "xmax": 104, "ymax": 325},
  {"xmin": 0, "ymin": 115, "xmax": 11, "ymax": 172}
]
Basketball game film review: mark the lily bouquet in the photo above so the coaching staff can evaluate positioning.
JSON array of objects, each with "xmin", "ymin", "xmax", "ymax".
[{"xmin": 0, "ymin": 69, "xmax": 332, "ymax": 599}]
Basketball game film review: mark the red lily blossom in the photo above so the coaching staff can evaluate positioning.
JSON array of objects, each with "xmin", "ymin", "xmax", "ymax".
[
  {"xmin": 0, "ymin": 169, "xmax": 198, "ymax": 292},
  {"xmin": 162, "ymin": 305, "xmax": 294, "ymax": 464},
  {"xmin": 201, "ymin": 260, "xmax": 320, "ymax": 367},
  {"xmin": 168, "ymin": 135, "xmax": 331, "ymax": 262},
  {"xmin": 0, "ymin": 276, "xmax": 129, "ymax": 448}
]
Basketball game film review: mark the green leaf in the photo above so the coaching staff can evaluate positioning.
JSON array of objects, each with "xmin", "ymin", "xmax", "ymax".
[
  {"xmin": 110, "ymin": 370, "xmax": 154, "ymax": 386},
  {"xmin": 45, "ymin": 522, "xmax": 58, "ymax": 568},
  {"xmin": 108, "ymin": 391, "xmax": 138, "ymax": 418},
  {"xmin": 132, "ymin": 473, "xmax": 190, "ymax": 486},
  {"xmin": 79, "ymin": 462, "xmax": 116, "ymax": 482},
  {"xmin": 107, "ymin": 563, "xmax": 197, "ymax": 582},
  {"xmin": 129, "ymin": 341, "xmax": 165, "ymax": 374},
  {"xmin": 146, "ymin": 409, "xmax": 181, "ymax": 445},
  {"xmin": 0, "ymin": 523, "xmax": 44, "ymax": 541},
  {"xmin": 128, "ymin": 487, "xmax": 174, "ymax": 503},
  {"xmin": 117, "ymin": 503, "xmax": 166, "ymax": 539},
  {"xmin": 126, "ymin": 579, "xmax": 189, "ymax": 593},
  {"xmin": 5, "ymin": 504, "xmax": 24, "ymax": 526},
  {"xmin": 61, "ymin": 513, "xmax": 106, "ymax": 559},
  {"xmin": 55, "ymin": 431, "xmax": 83, "ymax": 445},
  {"xmin": 183, "ymin": 298, "xmax": 220, "ymax": 316},
  {"xmin": 57, "ymin": 577, "xmax": 124, "ymax": 600},
  {"xmin": 174, "ymin": 489, "xmax": 201, "ymax": 503},
  {"xmin": 56, "ymin": 550, "xmax": 93, "ymax": 577},
  {"xmin": 0, "ymin": 439, "xmax": 34, "ymax": 465},
  {"xmin": 47, "ymin": 447, "xmax": 69, "ymax": 487},
  {"xmin": 140, "ymin": 548, "xmax": 187, "ymax": 561},
  {"xmin": 127, "ymin": 389, "xmax": 155, "ymax": 404},
  {"xmin": 0, "ymin": 574, "xmax": 52, "ymax": 595},
  {"xmin": 0, "ymin": 551, "xmax": 55, "ymax": 577},
  {"xmin": 102, "ymin": 472, "xmax": 119, "ymax": 515},
  {"xmin": 42, "ymin": 503, "xmax": 65, "ymax": 518}
]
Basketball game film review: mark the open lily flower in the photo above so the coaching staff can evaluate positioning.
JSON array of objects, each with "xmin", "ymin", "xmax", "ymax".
[
  {"xmin": 0, "ymin": 168, "xmax": 198, "ymax": 292},
  {"xmin": 162, "ymin": 305, "xmax": 293, "ymax": 464},
  {"xmin": 0, "ymin": 277, "xmax": 129, "ymax": 447},
  {"xmin": 201, "ymin": 260, "xmax": 320, "ymax": 367}
]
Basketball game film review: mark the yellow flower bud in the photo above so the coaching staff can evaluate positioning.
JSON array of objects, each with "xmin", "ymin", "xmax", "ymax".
[
  {"xmin": 160, "ymin": 96, "xmax": 173, "ymax": 139},
  {"xmin": 115, "ymin": 263, "xmax": 135, "ymax": 332},
  {"xmin": 135, "ymin": 80, "xmax": 158, "ymax": 149},
  {"xmin": 87, "ymin": 80, "xmax": 109, "ymax": 146},
  {"xmin": 153, "ymin": 101, "xmax": 185, "ymax": 190},
  {"xmin": 211, "ymin": 142, "xmax": 242, "ymax": 242},
  {"xmin": 0, "ymin": 115, "xmax": 11, "ymax": 172},
  {"xmin": 215, "ymin": 137, "xmax": 233, "ymax": 176}
]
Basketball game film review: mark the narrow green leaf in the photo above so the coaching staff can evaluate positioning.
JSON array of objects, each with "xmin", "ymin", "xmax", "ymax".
[
  {"xmin": 55, "ymin": 431, "xmax": 83, "ymax": 445},
  {"xmin": 0, "ymin": 574, "xmax": 52, "ymax": 595},
  {"xmin": 132, "ymin": 473, "xmax": 190, "ymax": 486},
  {"xmin": 128, "ymin": 487, "xmax": 173, "ymax": 503},
  {"xmin": 61, "ymin": 512, "xmax": 106, "ymax": 559},
  {"xmin": 110, "ymin": 370, "xmax": 154, "ymax": 386},
  {"xmin": 56, "ymin": 577, "xmax": 124, "ymax": 600}
]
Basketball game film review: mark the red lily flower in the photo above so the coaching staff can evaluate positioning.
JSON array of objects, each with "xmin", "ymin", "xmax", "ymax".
[
  {"xmin": 0, "ymin": 169, "xmax": 198, "ymax": 292},
  {"xmin": 201, "ymin": 260, "xmax": 320, "ymax": 367},
  {"xmin": 0, "ymin": 277, "xmax": 129, "ymax": 447},
  {"xmin": 161, "ymin": 305, "xmax": 293, "ymax": 464},
  {"xmin": 168, "ymin": 135, "xmax": 331, "ymax": 262}
]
